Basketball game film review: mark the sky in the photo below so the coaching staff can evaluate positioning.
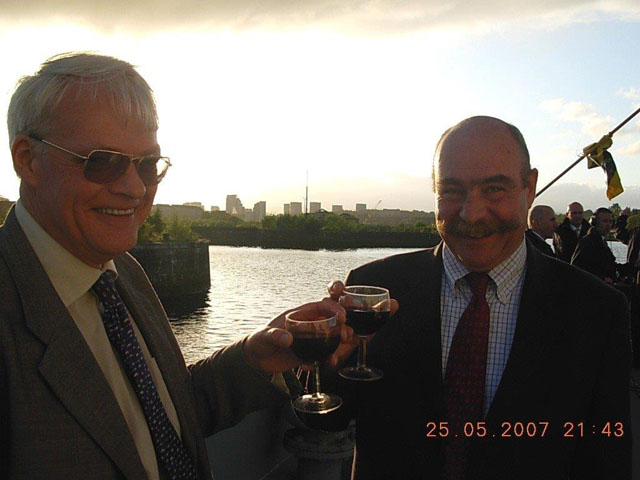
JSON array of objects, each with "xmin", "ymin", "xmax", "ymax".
[{"xmin": 1, "ymin": 1, "xmax": 640, "ymax": 215}]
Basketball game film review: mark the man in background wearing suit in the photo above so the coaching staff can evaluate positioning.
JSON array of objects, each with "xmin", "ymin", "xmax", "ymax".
[
  {"xmin": 340, "ymin": 116, "xmax": 631, "ymax": 479},
  {"xmin": 571, "ymin": 207, "xmax": 624, "ymax": 283},
  {"xmin": 0, "ymin": 53, "xmax": 345, "ymax": 479},
  {"xmin": 525, "ymin": 204, "xmax": 556, "ymax": 256},
  {"xmin": 553, "ymin": 201, "xmax": 590, "ymax": 262}
]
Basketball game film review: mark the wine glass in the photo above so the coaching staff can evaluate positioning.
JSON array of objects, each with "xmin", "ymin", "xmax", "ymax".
[
  {"xmin": 285, "ymin": 310, "xmax": 343, "ymax": 414},
  {"xmin": 339, "ymin": 285, "xmax": 390, "ymax": 381}
]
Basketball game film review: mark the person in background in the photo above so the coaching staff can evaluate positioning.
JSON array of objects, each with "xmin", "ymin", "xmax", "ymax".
[
  {"xmin": 0, "ymin": 52, "xmax": 348, "ymax": 480},
  {"xmin": 553, "ymin": 201, "xmax": 590, "ymax": 262},
  {"xmin": 571, "ymin": 207, "xmax": 631, "ymax": 284},
  {"xmin": 525, "ymin": 204, "xmax": 557, "ymax": 256},
  {"xmin": 613, "ymin": 207, "xmax": 640, "ymax": 276},
  {"xmin": 613, "ymin": 207, "xmax": 640, "ymax": 368},
  {"xmin": 332, "ymin": 116, "xmax": 631, "ymax": 480}
]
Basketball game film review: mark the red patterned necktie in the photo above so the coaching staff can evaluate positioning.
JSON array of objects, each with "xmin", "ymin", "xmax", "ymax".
[
  {"xmin": 93, "ymin": 271, "xmax": 198, "ymax": 480},
  {"xmin": 442, "ymin": 272, "xmax": 490, "ymax": 480}
]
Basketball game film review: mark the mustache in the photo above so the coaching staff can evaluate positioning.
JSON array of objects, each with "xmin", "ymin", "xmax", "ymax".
[{"xmin": 436, "ymin": 217, "xmax": 520, "ymax": 239}]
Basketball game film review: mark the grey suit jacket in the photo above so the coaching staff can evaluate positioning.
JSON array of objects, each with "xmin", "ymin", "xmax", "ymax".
[{"xmin": 0, "ymin": 209, "xmax": 287, "ymax": 479}]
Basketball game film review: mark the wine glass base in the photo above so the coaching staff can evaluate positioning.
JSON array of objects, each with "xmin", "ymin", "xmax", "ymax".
[
  {"xmin": 293, "ymin": 393, "xmax": 343, "ymax": 414},
  {"xmin": 339, "ymin": 366, "xmax": 383, "ymax": 381}
]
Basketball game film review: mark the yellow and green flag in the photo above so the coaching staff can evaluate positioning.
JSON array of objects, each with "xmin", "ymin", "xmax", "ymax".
[{"xmin": 583, "ymin": 134, "xmax": 623, "ymax": 200}]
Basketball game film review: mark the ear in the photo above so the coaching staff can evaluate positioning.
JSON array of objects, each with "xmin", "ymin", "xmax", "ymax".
[
  {"xmin": 11, "ymin": 134, "xmax": 39, "ymax": 187},
  {"xmin": 526, "ymin": 168, "xmax": 538, "ymax": 208}
]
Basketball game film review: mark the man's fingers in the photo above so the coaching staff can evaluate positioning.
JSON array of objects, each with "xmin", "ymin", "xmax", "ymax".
[
  {"xmin": 327, "ymin": 280, "xmax": 345, "ymax": 300},
  {"xmin": 390, "ymin": 299, "xmax": 399, "ymax": 316},
  {"xmin": 266, "ymin": 327, "xmax": 292, "ymax": 348}
]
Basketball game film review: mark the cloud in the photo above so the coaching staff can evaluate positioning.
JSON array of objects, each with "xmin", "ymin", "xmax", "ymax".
[
  {"xmin": 539, "ymin": 98, "xmax": 614, "ymax": 139},
  {"xmin": 617, "ymin": 87, "xmax": 640, "ymax": 99},
  {"xmin": 2, "ymin": 0, "xmax": 640, "ymax": 35},
  {"xmin": 616, "ymin": 140, "xmax": 640, "ymax": 157}
]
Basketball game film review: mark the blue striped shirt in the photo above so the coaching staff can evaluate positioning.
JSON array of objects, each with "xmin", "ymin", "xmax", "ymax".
[{"xmin": 441, "ymin": 239, "xmax": 527, "ymax": 416}]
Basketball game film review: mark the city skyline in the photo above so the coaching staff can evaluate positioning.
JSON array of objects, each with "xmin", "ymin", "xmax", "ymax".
[{"xmin": 1, "ymin": 2, "xmax": 639, "ymax": 215}]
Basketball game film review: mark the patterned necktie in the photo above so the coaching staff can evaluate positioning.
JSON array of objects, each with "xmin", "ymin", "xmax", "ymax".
[
  {"xmin": 442, "ymin": 272, "xmax": 490, "ymax": 480},
  {"xmin": 92, "ymin": 271, "xmax": 198, "ymax": 480}
]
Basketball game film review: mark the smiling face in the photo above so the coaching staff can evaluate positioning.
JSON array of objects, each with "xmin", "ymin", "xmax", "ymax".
[
  {"xmin": 434, "ymin": 118, "xmax": 537, "ymax": 272},
  {"xmin": 19, "ymin": 85, "xmax": 159, "ymax": 267}
]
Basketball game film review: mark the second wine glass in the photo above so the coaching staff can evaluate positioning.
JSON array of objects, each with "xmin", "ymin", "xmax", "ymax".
[{"xmin": 339, "ymin": 285, "xmax": 390, "ymax": 381}]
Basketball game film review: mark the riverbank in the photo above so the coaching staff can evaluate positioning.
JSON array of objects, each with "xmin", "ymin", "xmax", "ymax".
[{"xmin": 192, "ymin": 226, "xmax": 441, "ymax": 249}]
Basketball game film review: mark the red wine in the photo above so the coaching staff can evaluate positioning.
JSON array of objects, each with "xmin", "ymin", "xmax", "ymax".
[
  {"xmin": 290, "ymin": 334, "xmax": 340, "ymax": 363},
  {"xmin": 346, "ymin": 309, "xmax": 390, "ymax": 336}
]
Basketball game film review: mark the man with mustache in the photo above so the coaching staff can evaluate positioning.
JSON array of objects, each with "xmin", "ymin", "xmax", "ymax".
[{"xmin": 338, "ymin": 116, "xmax": 631, "ymax": 479}]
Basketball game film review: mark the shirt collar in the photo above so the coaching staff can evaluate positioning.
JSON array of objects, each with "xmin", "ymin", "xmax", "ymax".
[
  {"xmin": 15, "ymin": 199, "xmax": 117, "ymax": 307},
  {"xmin": 442, "ymin": 238, "xmax": 527, "ymax": 304}
]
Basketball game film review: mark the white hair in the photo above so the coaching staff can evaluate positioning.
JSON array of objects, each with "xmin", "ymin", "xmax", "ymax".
[{"xmin": 7, "ymin": 52, "xmax": 158, "ymax": 146}]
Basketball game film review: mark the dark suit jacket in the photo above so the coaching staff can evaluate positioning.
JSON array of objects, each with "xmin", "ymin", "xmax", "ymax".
[
  {"xmin": 525, "ymin": 229, "xmax": 554, "ymax": 257},
  {"xmin": 553, "ymin": 218, "xmax": 590, "ymax": 262},
  {"xmin": 570, "ymin": 227, "xmax": 620, "ymax": 282},
  {"xmin": 344, "ymin": 243, "xmax": 631, "ymax": 480},
  {"xmin": 0, "ymin": 209, "xmax": 287, "ymax": 479}
]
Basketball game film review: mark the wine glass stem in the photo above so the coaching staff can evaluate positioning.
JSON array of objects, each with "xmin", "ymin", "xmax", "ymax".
[
  {"xmin": 312, "ymin": 362, "xmax": 323, "ymax": 399},
  {"xmin": 356, "ymin": 336, "xmax": 367, "ymax": 370}
]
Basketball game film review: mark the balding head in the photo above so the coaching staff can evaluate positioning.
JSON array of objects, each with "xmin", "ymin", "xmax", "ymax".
[
  {"xmin": 528, "ymin": 205, "xmax": 557, "ymax": 239},
  {"xmin": 432, "ymin": 116, "xmax": 531, "ymax": 191},
  {"xmin": 566, "ymin": 202, "xmax": 584, "ymax": 226}
]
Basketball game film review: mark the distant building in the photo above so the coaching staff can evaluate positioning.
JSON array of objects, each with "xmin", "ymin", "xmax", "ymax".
[
  {"xmin": 309, "ymin": 202, "xmax": 321, "ymax": 213},
  {"xmin": 284, "ymin": 204, "xmax": 290, "ymax": 215},
  {"xmin": 152, "ymin": 204, "xmax": 205, "ymax": 220},
  {"xmin": 253, "ymin": 201, "xmax": 266, "ymax": 222},
  {"xmin": 226, "ymin": 195, "xmax": 245, "ymax": 216},
  {"xmin": 184, "ymin": 202, "xmax": 203, "ymax": 208},
  {"xmin": 356, "ymin": 203, "xmax": 367, "ymax": 213},
  {"xmin": 290, "ymin": 202, "xmax": 303, "ymax": 216},
  {"xmin": 210, "ymin": 206, "xmax": 220, "ymax": 212},
  {"xmin": 332, "ymin": 205, "xmax": 344, "ymax": 214}
]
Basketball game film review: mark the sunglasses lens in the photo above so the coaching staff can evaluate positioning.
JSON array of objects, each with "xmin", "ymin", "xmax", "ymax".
[
  {"xmin": 138, "ymin": 157, "xmax": 165, "ymax": 185},
  {"xmin": 83, "ymin": 151, "xmax": 129, "ymax": 184},
  {"xmin": 83, "ymin": 152, "xmax": 169, "ymax": 185}
]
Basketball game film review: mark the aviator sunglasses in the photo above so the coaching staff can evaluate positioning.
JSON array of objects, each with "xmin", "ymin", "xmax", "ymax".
[{"xmin": 28, "ymin": 134, "xmax": 171, "ymax": 186}]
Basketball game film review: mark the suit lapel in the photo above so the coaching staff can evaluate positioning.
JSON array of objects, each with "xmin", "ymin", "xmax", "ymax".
[
  {"xmin": 486, "ymin": 245, "xmax": 563, "ymax": 421},
  {"xmin": 0, "ymin": 210, "xmax": 146, "ymax": 479},
  {"xmin": 391, "ymin": 246, "xmax": 444, "ymax": 404}
]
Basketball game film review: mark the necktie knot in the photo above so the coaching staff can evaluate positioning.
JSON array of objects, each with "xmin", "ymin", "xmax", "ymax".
[
  {"xmin": 465, "ymin": 272, "xmax": 489, "ymax": 298},
  {"xmin": 92, "ymin": 271, "xmax": 119, "ymax": 303}
]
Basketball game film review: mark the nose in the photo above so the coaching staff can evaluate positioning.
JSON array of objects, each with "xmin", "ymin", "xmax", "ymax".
[
  {"xmin": 109, "ymin": 162, "xmax": 147, "ymax": 198},
  {"xmin": 458, "ymin": 190, "xmax": 486, "ymax": 224}
]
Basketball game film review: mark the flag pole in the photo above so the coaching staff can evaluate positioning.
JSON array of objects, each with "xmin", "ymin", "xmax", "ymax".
[{"xmin": 535, "ymin": 106, "xmax": 640, "ymax": 198}]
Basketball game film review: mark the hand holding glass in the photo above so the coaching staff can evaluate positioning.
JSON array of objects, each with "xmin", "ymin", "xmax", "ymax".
[
  {"xmin": 285, "ymin": 310, "xmax": 342, "ymax": 414},
  {"xmin": 339, "ymin": 285, "xmax": 390, "ymax": 381}
]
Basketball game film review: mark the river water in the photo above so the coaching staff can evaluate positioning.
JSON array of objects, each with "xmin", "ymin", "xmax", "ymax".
[{"xmin": 170, "ymin": 242, "xmax": 629, "ymax": 364}]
